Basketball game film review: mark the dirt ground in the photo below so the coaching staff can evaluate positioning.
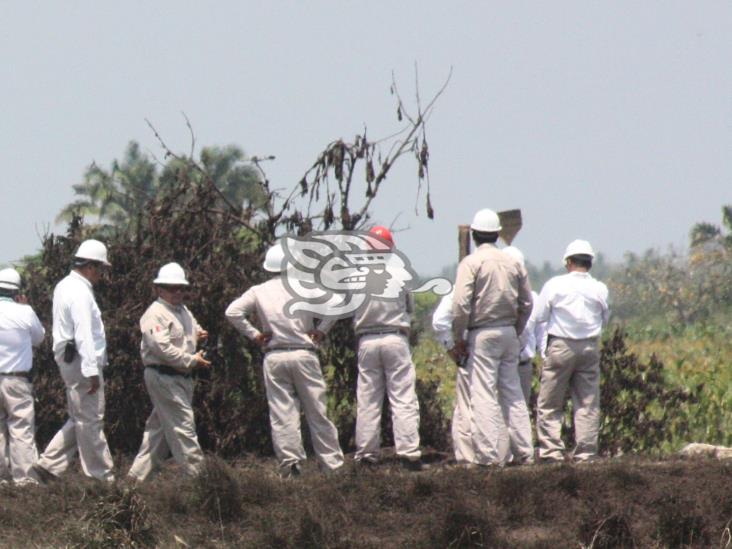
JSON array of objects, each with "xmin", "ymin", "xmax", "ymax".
[{"xmin": 1, "ymin": 452, "xmax": 731, "ymax": 548}]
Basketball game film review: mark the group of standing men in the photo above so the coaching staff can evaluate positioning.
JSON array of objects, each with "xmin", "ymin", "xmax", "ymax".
[
  {"xmin": 0, "ymin": 240, "xmax": 214, "ymax": 485},
  {"xmin": 433, "ymin": 208, "xmax": 609, "ymax": 466},
  {"xmin": 0, "ymin": 226, "xmax": 424, "ymax": 484},
  {"xmin": 0, "ymin": 209, "xmax": 609, "ymax": 484}
]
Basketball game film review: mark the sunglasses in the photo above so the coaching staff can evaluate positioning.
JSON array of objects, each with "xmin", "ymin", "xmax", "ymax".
[{"xmin": 161, "ymin": 286, "xmax": 188, "ymax": 293}]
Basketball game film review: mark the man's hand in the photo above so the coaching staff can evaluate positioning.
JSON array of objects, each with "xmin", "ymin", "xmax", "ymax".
[
  {"xmin": 447, "ymin": 346, "xmax": 463, "ymax": 366},
  {"xmin": 192, "ymin": 350, "xmax": 212, "ymax": 369},
  {"xmin": 14, "ymin": 294, "xmax": 28, "ymax": 305},
  {"xmin": 87, "ymin": 375, "xmax": 100, "ymax": 395},
  {"xmin": 254, "ymin": 332, "xmax": 272, "ymax": 348},
  {"xmin": 450, "ymin": 339, "xmax": 469, "ymax": 367},
  {"xmin": 197, "ymin": 329, "xmax": 209, "ymax": 341},
  {"xmin": 309, "ymin": 330, "xmax": 325, "ymax": 345}
]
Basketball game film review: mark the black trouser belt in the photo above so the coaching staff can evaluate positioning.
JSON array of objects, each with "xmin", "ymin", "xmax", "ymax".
[
  {"xmin": 266, "ymin": 346, "xmax": 315, "ymax": 353},
  {"xmin": 0, "ymin": 372, "xmax": 30, "ymax": 380},
  {"xmin": 358, "ymin": 329, "xmax": 405, "ymax": 337},
  {"xmin": 146, "ymin": 364, "xmax": 191, "ymax": 378}
]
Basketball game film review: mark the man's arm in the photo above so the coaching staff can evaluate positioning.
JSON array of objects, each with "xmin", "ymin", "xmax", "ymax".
[
  {"xmin": 451, "ymin": 259, "xmax": 475, "ymax": 343},
  {"xmin": 515, "ymin": 266, "xmax": 533, "ymax": 335},
  {"xmin": 70, "ymin": 293, "xmax": 100, "ymax": 378},
  {"xmin": 27, "ymin": 307, "xmax": 45, "ymax": 347},
  {"xmin": 225, "ymin": 289, "xmax": 264, "ymax": 341}
]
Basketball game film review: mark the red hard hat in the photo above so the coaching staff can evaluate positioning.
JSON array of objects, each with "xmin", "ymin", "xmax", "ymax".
[{"xmin": 369, "ymin": 226, "xmax": 394, "ymax": 248}]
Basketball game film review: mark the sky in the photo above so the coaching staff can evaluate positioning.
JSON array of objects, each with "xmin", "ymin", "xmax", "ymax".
[{"xmin": 2, "ymin": 2, "xmax": 731, "ymax": 278}]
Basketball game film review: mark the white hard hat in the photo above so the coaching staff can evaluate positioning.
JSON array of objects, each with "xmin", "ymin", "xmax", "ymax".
[
  {"xmin": 153, "ymin": 262, "xmax": 190, "ymax": 286},
  {"xmin": 502, "ymin": 246, "xmax": 525, "ymax": 267},
  {"xmin": 0, "ymin": 268, "xmax": 21, "ymax": 290},
  {"xmin": 263, "ymin": 243, "xmax": 285, "ymax": 273},
  {"xmin": 563, "ymin": 239, "xmax": 595, "ymax": 261},
  {"xmin": 470, "ymin": 209, "xmax": 502, "ymax": 232},
  {"xmin": 75, "ymin": 239, "xmax": 111, "ymax": 266}
]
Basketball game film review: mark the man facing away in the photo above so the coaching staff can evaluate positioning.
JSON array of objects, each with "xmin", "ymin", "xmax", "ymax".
[
  {"xmin": 36, "ymin": 239, "xmax": 115, "ymax": 482},
  {"xmin": 128, "ymin": 263, "xmax": 211, "ymax": 481},
  {"xmin": 0, "ymin": 268, "xmax": 45, "ymax": 485},
  {"xmin": 452, "ymin": 209, "xmax": 534, "ymax": 466},
  {"xmin": 225, "ymin": 242, "xmax": 344, "ymax": 478},
  {"xmin": 348, "ymin": 226, "xmax": 423, "ymax": 471},
  {"xmin": 534, "ymin": 239, "xmax": 609, "ymax": 463}
]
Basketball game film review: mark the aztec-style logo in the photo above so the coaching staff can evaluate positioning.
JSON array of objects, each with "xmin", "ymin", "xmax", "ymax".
[{"xmin": 280, "ymin": 231, "xmax": 452, "ymax": 319}]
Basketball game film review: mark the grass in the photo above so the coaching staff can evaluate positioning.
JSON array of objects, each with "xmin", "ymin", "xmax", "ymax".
[{"xmin": 5, "ymin": 455, "xmax": 732, "ymax": 547}]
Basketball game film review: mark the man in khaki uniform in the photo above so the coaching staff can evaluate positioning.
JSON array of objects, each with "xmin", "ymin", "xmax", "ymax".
[
  {"xmin": 36, "ymin": 240, "xmax": 115, "ymax": 482},
  {"xmin": 128, "ymin": 263, "xmax": 211, "ymax": 481},
  {"xmin": 0, "ymin": 268, "xmax": 45, "ymax": 485},
  {"xmin": 351, "ymin": 226, "xmax": 422, "ymax": 470},
  {"xmin": 452, "ymin": 209, "xmax": 534, "ymax": 466},
  {"xmin": 225, "ymin": 243, "xmax": 344, "ymax": 478},
  {"xmin": 534, "ymin": 239, "xmax": 609, "ymax": 463}
]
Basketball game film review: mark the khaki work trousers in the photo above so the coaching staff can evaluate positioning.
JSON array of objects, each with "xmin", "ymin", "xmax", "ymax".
[
  {"xmin": 536, "ymin": 336, "xmax": 601, "ymax": 462},
  {"xmin": 0, "ymin": 376, "xmax": 39, "ymax": 484},
  {"xmin": 355, "ymin": 333, "xmax": 421, "ymax": 461},
  {"xmin": 467, "ymin": 326, "xmax": 533, "ymax": 466},
  {"xmin": 37, "ymin": 359, "xmax": 114, "ymax": 482},
  {"xmin": 264, "ymin": 350, "xmax": 344, "ymax": 471},
  {"xmin": 128, "ymin": 368, "xmax": 204, "ymax": 481},
  {"xmin": 517, "ymin": 360, "xmax": 533, "ymax": 408},
  {"xmin": 451, "ymin": 366, "xmax": 475, "ymax": 464}
]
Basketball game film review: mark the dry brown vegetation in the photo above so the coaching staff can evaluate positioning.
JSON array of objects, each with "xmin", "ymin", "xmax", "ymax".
[{"xmin": 3, "ymin": 454, "xmax": 732, "ymax": 547}]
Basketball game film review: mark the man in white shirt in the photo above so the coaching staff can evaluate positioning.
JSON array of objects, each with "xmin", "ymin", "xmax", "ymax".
[
  {"xmin": 128, "ymin": 263, "xmax": 211, "ymax": 482},
  {"xmin": 36, "ymin": 239, "xmax": 115, "ymax": 482},
  {"xmin": 431, "ymin": 290, "xmax": 475, "ymax": 465},
  {"xmin": 0, "ymin": 268, "xmax": 45, "ymax": 485},
  {"xmin": 226, "ymin": 243, "xmax": 344, "ymax": 478},
  {"xmin": 534, "ymin": 239, "xmax": 609, "ymax": 463}
]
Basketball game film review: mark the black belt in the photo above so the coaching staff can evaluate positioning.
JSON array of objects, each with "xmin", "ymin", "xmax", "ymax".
[
  {"xmin": 146, "ymin": 364, "xmax": 191, "ymax": 378},
  {"xmin": 0, "ymin": 372, "xmax": 30, "ymax": 380},
  {"xmin": 358, "ymin": 329, "xmax": 406, "ymax": 337},
  {"xmin": 266, "ymin": 346, "xmax": 315, "ymax": 353}
]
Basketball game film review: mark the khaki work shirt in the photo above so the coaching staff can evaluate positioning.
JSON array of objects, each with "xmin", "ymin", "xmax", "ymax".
[
  {"xmin": 225, "ymin": 277, "xmax": 326, "ymax": 350},
  {"xmin": 452, "ymin": 243, "xmax": 533, "ymax": 341},
  {"xmin": 140, "ymin": 298, "xmax": 202, "ymax": 372},
  {"xmin": 353, "ymin": 293, "xmax": 413, "ymax": 335}
]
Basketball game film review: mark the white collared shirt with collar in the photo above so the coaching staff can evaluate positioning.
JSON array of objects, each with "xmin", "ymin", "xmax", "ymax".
[
  {"xmin": 0, "ymin": 297, "xmax": 45, "ymax": 373},
  {"xmin": 534, "ymin": 271, "xmax": 609, "ymax": 340},
  {"xmin": 52, "ymin": 270, "xmax": 107, "ymax": 377}
]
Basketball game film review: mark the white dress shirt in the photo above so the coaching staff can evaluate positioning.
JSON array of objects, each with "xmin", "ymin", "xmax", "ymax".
[
  {"xmin": 52, "ymin": 271, "xmax": 107, "ymax": 377},
  {"xmin": 519, "ymin": 290, "xmax": 548, "ymax": 361},
  {"xmin": 534, "ymin": 271, "xmax": 609, "ymax": 340},
  {"xmin": 0, "ymin": 297, "xmax": 45, "ymax": 373},
  {"xmin": 431, "ymin": 291, "xmax": 455, "ymax": 350}
]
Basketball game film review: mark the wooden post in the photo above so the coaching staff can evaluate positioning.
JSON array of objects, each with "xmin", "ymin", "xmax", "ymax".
[{"xmin": 459, "ymin": 224, "xmax": 471, "ymax": 261}]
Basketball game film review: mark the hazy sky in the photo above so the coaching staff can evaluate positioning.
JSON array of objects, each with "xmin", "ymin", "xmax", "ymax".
[{"xmin": 2, "ymin": 2, "xmax": 731, "ymax": 277}]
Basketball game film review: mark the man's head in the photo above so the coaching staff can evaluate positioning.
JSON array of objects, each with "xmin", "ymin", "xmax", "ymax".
[
  {"xmin": 153, "ymin": 262, "xmax": 189, "ymax": 306},
  {"xmin": 470, "ymin": 209, "xmax": 501, "ymax": 245},
  {"xmin": 73, "ymin": 239, "xmax": 110, "ymax": 285},
  {"xmin": 0, "ymin": 268, "xmax": 22, "ymax": 299},
  {"xmin": 563, "ymin": 239, "xmax": 595, "ymax": 272}
]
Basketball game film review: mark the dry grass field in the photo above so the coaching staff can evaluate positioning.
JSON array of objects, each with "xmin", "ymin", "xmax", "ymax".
[{"xmin": 3, "ymin": 453, "xmax": 732, "ymax": 548}]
